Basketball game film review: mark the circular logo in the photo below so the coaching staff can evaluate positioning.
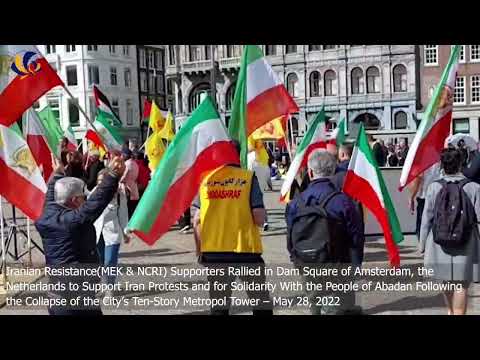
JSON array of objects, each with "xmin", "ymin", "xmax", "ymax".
[{"xmin": 11, "ymin": 51, "xmax": 42, "ymax": 78}]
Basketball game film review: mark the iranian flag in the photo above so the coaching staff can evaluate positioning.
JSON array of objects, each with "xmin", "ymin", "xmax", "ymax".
[
  {"xmin": 93, "ymin": 85, "xmax": 122, "ymax": 127},
  {"xmin": 399, "ymin": 45, "xmax": 460, "ymax": 191},
  {"xmin": 85, "ymin": 110, "xmax": 124, "ymax": 152},
  {"xmin": 64, "ymin": 126, "xmax": 77, "ymax": 151},
  {"xmin": 0, "ymin": 45, "xmax": 64, "ymax": 127},
  {"xmin": 37, "ymin": 105, "xmax": 64, "ymax": 157},
  {"xmin": 0, "ymin": 123, "xmax": 47, "ymax": 220},
  {"xmin": 330, "ymin": 117, "xmax": 346, "ymax": 146},
  {"xmin": 229, "ymin": 45, "xmax": 299, "ymax": 167},
  {"xmin": 128, "ymin": 96, "xmax": 240, "ymax": 245},
  {"xmin": 23, "ymin": 109, "xmax": 54, "ymax": 181},
  {"xmin": 344, "ymin": 124, "xmax": 403, "ymax": 267},
  {"xmin": 280, "ymin": 107, "xmax": 328, "ymax": 201}
]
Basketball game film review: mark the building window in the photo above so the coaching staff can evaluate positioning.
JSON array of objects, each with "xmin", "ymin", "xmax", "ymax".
[
  {"xmin": 226, "ymin": 45, "xmax": 235, "ymax": 58},
  {"xmin": 454, "ymin": 76, "xmax": 466, "ymax": 104},
  {"xmin": 45, "ymin": 45, "xmax": 56, "ymax": 54},
  {"xmin": 471, "ymin": 45, "xmax": 480, "ymax": 62},
  {"xmin": 147, "ymin": 50, "xmax": 155, "ymax": 68},
  {"xmin": 110, "ymin": 67, "xmax": 117, "ymax": 86},
  {"xmin": 394, "ymin": 111, "xmax": 408, "ymax": 129},
  {"xmin": 124, "ymin": 68, "xmax": 131, "ymax": 88},
  {"xmin": 109, "ymin": 45, "xmax": 116, "ymax": 54},
  {"xmin": 65, "ymin": 45, "xmax": 76, "ymax": 53},
  {"xmin": 366, "ymin": 66, "xmax": 381, "ymax": 93},
  {"xmin": 126, "ymin": 99, "xmax": 133, "ymax": 126},
  {"xmin": 87, "ymin": 45, "xmax": 98, "ymax": 51},
  {"xmin": 189, "ymin": 45, "xmax": 201, "ymax": 61},
  {"xmin": 286, "ymin": 73, "xmax": 299, "ymax": 98},
  {"xmin": 111, "ymin": 98, "xmax": 119, "ymax": 119},
  {"xmin": 66, "ymin": 65, "xmax": 77, "ymax": 86},
  {"xmin": 139, "ymin": 49, "xmax": 146, "ymax": 68},
  {"xmin": 156, "ymin": 51, "xmax": 163, "ymax": 69},
  {"xmin": 324, "ymin": 70, "xmax": 337, "ymax": 96},
  {"xmin": 189, "ymin": 83, "xmax": 211, "ymax": 112},
  {"xmin": 323, "ymin": 45, "xmax": 336, "ymax": 50},
  {"xmin": 87, "ymin": 65, "xmax": 100, "ymax": 86},
  {"xmin": 351, "ymin": 67, "xmax": 364, "ymax": 94},
  {"xmin": 265, "ymin": 45, "xmax": 276, "ymax": 56},
  {"xmin": 157, "ymin": 73, "xmax": 165, "ymax": 93},
  {"xmin": 169, "ymin": 46, "xmax": 176, "ymax": 65},
  {"xmin": 471, "ymin": 75, "xmax": 480, "ymax": 103},
  {"xmin": 205, "ymin": 46, "xmax": 211, "ymax": 60},
  {"xmin": 47, "ymin": 97, "xmax": 61, "ymax": 124},
  {"xmin": 68, "ymin": 98, "xmax": 80, "ymax": 126},
  {"xmin": 167, "ymin": 79, "xmax": 174, "ymax": 95},
  {"xmin": 286, "ymin": 45, "xmax": 297, "ymax": 54},
  {"xmin": 309, "ymin": 45, "xmax": 321, "ymax": 51},
  {"xmin": 123, "ymin": 45, "xmax": 130, "ymax": 57},
  {"xmin": 89, "ymin": 96, "xmax": 96, "ymax": 122},
  {"xmin": 459, "ymin": 45, "xmax": 465, "ymax": 63},
  {"xmin": 309, "ymin": 71, "xmax": 320, "ymax": 97},
  {"xmin": 424, "ymin": 45, "xmax": 438, "ymax": 65},
  {"xmin": 149, "ymin": 72, "xmax": 155, "ymax": 93},
  {"xmin": 140, "ymin": 72, "xmax": 147, "ymax": 92},
  {"xmin": 226, "ymin": 83, "xmax": 236, "ymax": 110},
  {"xmin": 393, "ymin": 64, "xmax": 407, "ymax": 92},
  {"xmin": 453, "ymin": 119, "xmax": 470, "ymax": 134}
]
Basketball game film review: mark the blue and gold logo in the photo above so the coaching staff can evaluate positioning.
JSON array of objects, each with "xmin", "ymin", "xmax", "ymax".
[{"xmin": 10, "ymin": 51, "xmax": 42, "ymax": 79}]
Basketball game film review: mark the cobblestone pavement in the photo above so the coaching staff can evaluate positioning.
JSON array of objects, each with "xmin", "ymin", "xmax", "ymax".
[{"xmin": 1, "ymin": 181, "xmax": 479, "ymax": 315}]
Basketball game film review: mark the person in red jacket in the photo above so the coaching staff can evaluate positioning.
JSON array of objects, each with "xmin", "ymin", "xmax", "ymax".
[{"xmin": 133, "ymin": 151, "xmax": 151, "ymax": 199}]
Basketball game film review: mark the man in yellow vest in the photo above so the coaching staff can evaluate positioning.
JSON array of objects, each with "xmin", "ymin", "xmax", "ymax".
[{"xmin": 192, "ymin": 141, "xmax": 273, "ymax": 316}]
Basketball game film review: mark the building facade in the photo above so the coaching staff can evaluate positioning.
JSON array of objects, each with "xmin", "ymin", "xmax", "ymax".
[
  {"xmin": 136, "ymin": 45, "xmax": 167, "ymax": 141},
  {"xmin": 37, "ymin": 45, "xmax": 142, "ymax": 143},
  {"xmin": 166, "ymin": 45, "xmax": 418, "ymax": 145},
  {"xmin": 418, "ymin": 45, "xmax": 480, "ymax": 141}
]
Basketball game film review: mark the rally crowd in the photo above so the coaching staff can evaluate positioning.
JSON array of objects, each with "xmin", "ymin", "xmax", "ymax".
[{"xmin": 33, "ymin": 132, "xmax": 480, "ymax": 316}]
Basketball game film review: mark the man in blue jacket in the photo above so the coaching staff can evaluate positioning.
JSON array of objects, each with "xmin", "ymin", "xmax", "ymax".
[{"xmin": 35, "ymin": 155, "xmax": 125, "ymax": 315}]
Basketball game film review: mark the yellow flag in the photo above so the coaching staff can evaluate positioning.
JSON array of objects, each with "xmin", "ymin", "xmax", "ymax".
[
  {"xmin": 149, "ymin": 101, "xmax": 166, "ymax": 132},
  {"xmin": 158, "ymin": 111, "xmax": 175, "ymax": 141},
  {"xmin": 145, "ymin": 132, "xmax": 166, "ymax": 172},
  {"xmin": 250, "ymin": 116, "xmax": 285, "ymax": 141},
  {"xmin": 255, "ymin": 140, "xmax": 270, "ymax": 166},
  {"xmin": 87, "ymin": 140, "xmax": 107, "ymax": 159}
]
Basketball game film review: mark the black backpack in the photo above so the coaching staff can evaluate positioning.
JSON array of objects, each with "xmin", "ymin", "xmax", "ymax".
[
  {"xmin": 432, "ymin": 179, "xmax": 477, "ymax": 248},
  {"xmin": 289, "ymin": 191, "xmax": 351, "ymax": 263}
]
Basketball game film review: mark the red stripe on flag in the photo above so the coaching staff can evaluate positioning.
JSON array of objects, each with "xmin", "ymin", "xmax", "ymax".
[
  {"xmin": 246, "ymin": 85, "xmax": 299, "ymax": 136},
  {"xmin": 300, "ymin": 141, "xmax": 328, "ymax": 168},
  {"xmin": 344, "ymin": 170, "xmax": 400, "ymax": 267},
  {"xmin": 143, "ymin": 100, "xmax": 152, "ymax": 118},
  {"xmin": 133, "ymin": 141, "xmax": 240, "ymax": 245},
  {"xmin": 0, "ymin": 58, "xmax": 63, "ymax": 127},
  {"xmin": 0, "ymin": 158, "xmax": 46, "ymax": 220},
  {"xmin": 399, "ymin": 111, "xmax": 452, "ymax": 191},
  {"xmin": 27, "ymin": 134, "xmax": 53, "ymax": 181}
]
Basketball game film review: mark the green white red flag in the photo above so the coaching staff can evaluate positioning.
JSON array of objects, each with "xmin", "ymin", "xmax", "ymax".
[
  {"xmin": 85, "ymin": 110, "xmax": 124, "ymax": 152},
  {"xmin": 127, "ymin": 96, "xmax": 240, "ymax": 245},
  {"xmin": 228, "ymin": 45, "xmax": 299, "ymax": 167},
  {"xmin": 280, "ymin": 107, "xmax": 328, "ymax": 201},
  {"xmin": 399, "ymin": 45, "xmax": 460, "ymax": 191},
  {"xmin": 343, "ymin": 124, "xmax": 403, "ymax": 267},
  {"xmin": 0, "ymin": 123, "xmax": 47, "ymax": 220}
]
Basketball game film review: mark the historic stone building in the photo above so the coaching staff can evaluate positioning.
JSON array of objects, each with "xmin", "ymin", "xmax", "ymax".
[{"xmin": 165, "ymin": 45, "xmax": 418, "ymax": 144}]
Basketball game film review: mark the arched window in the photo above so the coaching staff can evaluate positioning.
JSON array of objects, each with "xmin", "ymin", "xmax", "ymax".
[
  {"xmin": 225, "ymin": 83, "xmax": 236, "ymax": 111},
  {"xmin": 394, "ymin": 111, "xmax": 408, "ymax": 129},
  {"xmin": 393, "ymin": 64, "xmax": 407, "ymax": 92},
  {"xmin": 189, "ymin": 83, "xmax": 210, "ymax": 112},
  {"xmin": 188, "ymin": 45, "xmax": 201, "ymax": 62},
  {"xmin": 309, "ymin": 71, "xmax": 320, "ymax": 97},
  {"xmin": 353, "ymin": 113, "xmax": 380, "ymax": 129},
  {"xmin": 351, "ymin": 67, "xmax": 364, "ymax": 94},
  {"xmin": 324, "ymin": 70, "xmax": 337, "ymax": 96},
  {"xmin": 287, "ymin": 73, "xmax": 299, "ymax": 98},
  {"xmin": 366, "ymin": 66, "xmax": 381, "ymax": 93}
]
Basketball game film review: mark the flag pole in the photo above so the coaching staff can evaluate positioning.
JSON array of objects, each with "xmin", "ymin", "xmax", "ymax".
[
  {"xmin": 1, "ymin": 196, "xmax": 6, "ymax": 288},
  {"xmin": 62, "ymin": 85, "xmax": 101, "ymax": 139}
]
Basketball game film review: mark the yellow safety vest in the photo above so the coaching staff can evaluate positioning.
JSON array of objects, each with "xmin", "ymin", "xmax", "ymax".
[{"xmin": 199, "ymin": 166, "xmax": 262, "ymax": 254}]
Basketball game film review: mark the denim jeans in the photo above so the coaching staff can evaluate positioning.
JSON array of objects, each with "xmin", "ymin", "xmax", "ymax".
[{"xmin": 97, "ymin": 237, "xmax": 121, "ymax": 286}]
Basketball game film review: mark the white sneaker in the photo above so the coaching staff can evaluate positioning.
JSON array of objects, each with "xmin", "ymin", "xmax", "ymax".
[
  {"xmin": 179, "ymin": 225, "xmax": 191, "ymax": 234},
  {"xmin": 263, "ymin": 223, "xmax": 269, "ymax": 231}
]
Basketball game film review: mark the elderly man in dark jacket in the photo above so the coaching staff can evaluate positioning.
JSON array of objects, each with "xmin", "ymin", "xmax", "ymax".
[{"xmin": 35, "ymin": 156, "xmax": 125, "ymax": 315}]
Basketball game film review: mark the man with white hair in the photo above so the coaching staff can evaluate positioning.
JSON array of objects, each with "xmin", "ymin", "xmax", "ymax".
[
  {"xmin": 35, "ymin": 155, "xmax": 126, "ymax": 316},
  {"xmin": 285, "ymin": 149, "xmax": 364, "ymax": 315}
]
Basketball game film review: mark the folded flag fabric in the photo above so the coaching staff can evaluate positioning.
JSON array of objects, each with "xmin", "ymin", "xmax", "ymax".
[{"xmin": 93, "ymin": 85, "xmax": 122, "ymax": 127}]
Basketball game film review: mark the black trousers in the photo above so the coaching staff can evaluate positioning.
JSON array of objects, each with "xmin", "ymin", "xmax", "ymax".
[
  {"xmin": 179, "ymin": 208, "xmax": 191, "ymax": 228},
  {"xmin": 200, "ymin": 253, "xmax": 273, "ymax": 316},
  {"xmin": 127, "ymin": 199, "xmax": 139, "ymax": 219},
  {"xmin": 416, "ymin": 198, "xmax": 426, "ymax": 241}
]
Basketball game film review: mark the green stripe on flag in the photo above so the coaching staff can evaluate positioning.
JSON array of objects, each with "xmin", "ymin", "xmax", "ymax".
[
  {"xmin": 38, "ymin": 106, "xmax": 63, "ymax": 155},
  {"xmin": 336, "ymin": 117, "xmax": 346, "ymax": 146},
  {"xmin": 96, "ymin": 110, "xmax": 124, "ymax": 145},
  {"xmin": 245, "ymin": 45, "xmax": 264, "ymax": 65},
  {"xmin": 297, "ymin": 106, "xmax": 325, "ymax": 154},
  {"xmin": 128, "ymin": 96, "xmax": 221, "ymax": 232}
]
